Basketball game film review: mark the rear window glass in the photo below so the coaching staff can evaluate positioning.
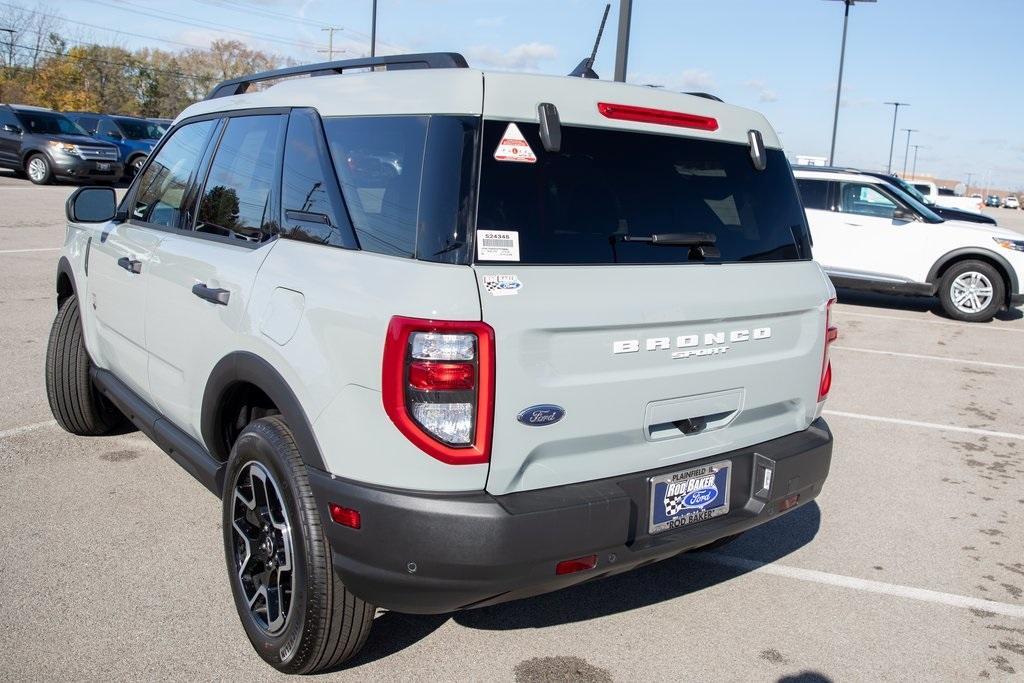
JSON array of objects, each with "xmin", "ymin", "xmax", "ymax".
[
  {"xmin": 476, "ymin": 121, "xmax": 810, "ymax": 265},
  {"xmin": 796, "ymin": 178, "xmax": 831, "ymax": 211}
]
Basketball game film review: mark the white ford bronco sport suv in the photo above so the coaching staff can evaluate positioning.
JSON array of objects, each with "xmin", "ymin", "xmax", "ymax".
[{"xmin": 47, "ymin": 53, "xmax": 836, "ymax": 673}]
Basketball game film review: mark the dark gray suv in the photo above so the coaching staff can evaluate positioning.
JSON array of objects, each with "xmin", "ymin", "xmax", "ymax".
[{"xmin": 0, "ymin": 104, "xmax": 122, "ymax": 184}]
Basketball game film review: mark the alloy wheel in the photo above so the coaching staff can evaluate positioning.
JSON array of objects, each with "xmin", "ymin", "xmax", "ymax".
[
  {"xmin": 28, "ymin": 157, "xmax": 47, "ymax": 182},
  {"xmin": 230, "ymin": 461, "xmax": 295, "ymax": 635},
  {"xmin": 950, "ymin": 271, "xmax": 994, "ymax": 314}
]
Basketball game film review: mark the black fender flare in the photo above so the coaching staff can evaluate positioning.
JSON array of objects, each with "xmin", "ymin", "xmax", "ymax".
[
  {"xmin": 201, "ymin": 351, "xmax": 327, "ymax": 470},
  {"xmin": 927, "ymin": 247, "xmax": 1019, "ymax": 297},
  {"xmin": 56, "ymin": 255, "xmax": 76, "ymax": 307}
]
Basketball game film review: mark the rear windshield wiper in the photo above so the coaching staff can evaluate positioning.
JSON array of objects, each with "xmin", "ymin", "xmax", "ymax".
[
  {"xmin": 618, "ymin": 231, "xmax": 717, "ymax": 246},
  {"xmin": 612, "ymin": 232, "xmax": 721, "ymax": 259}
]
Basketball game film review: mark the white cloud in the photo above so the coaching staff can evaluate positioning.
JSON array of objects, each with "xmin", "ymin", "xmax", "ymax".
[
  {"xmin": 474, "ymin": 16, "xmax": 507, "ymax": 28},
  {"xmin": 743, "ymin": 79, "xmax": 778, "ymax": 103},
  {"xmin": 465, "ymin": 42, "xmax": 558, "ymax": 71},
  {"xmin": 679, "ymin": 68, "xmax": 716, "ymax": 90}
]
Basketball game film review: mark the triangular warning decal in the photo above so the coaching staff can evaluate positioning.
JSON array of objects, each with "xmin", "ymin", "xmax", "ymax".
[{"xmin": 493, "ymin": 122, "xmax": 537, "ymax": 163}]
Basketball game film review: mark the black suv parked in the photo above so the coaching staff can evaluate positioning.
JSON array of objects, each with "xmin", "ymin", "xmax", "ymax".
[{"xmin": 0, "ymin": 104, "xmax": 122, "ymax": 184}]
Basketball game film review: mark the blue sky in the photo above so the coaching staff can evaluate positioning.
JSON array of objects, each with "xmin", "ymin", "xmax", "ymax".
[{"xmin": 43, "ymin": 0, "xmax": 1024, "ymax": 190}]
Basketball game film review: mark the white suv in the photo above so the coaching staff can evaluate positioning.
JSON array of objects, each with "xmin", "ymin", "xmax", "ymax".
[
  {"xmin": 795, "ymin": 167, "xmax": 1024, "ymax": 322},
  {"xmin": 47, "ymin": 53, "xmax": 836, "ymax": 673},
  {"xmin": 1004, "ymin": 196, "xmax": 1020, "ymax": 210}
]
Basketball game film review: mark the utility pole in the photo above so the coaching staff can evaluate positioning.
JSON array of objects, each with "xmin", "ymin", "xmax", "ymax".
[
  {"xmin": 319, "ymin": 27, "xmax": 344, "ymax": 60},
  {"xmin": 884, "ymin": 101, "xmax": 908, "ymax": 174},
  {"xmin": 965, "ymin": 172, "xmax": 975, "ymax": 196},
  {"xmin": 1, "ymin": 28, "xmax": 14, "ymax": 69},
  {"xmin": 613, "ymin": 0, "xmax": 632, "ymax": 82},
  {"xmin": 825, "ymin": 0, "xmax": 877, "ymax": 166},
  {"xmin": 900, "ymin": 128, "xmax": 917, "ymax": 177},
  {"xmin": 910, "ymin": 144, "xmax": 924, "ymax": 179},
  {"xmin": 370, "ymin": 0, "xmax": 378, "ymax": 59}
]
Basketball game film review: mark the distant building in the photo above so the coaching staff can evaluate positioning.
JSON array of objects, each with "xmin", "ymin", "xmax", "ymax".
[{"xmin": 795, "ymin": 155, "xmax": 828, "ymax": 167}]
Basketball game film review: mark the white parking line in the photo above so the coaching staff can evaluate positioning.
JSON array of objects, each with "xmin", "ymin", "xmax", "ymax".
[
  {"xmin": 823, "ymin": 410, "xmax": 1024, "ymax": 441},
  {"xmin": 0, "ymin": 247, "xmax": 60, "ymax": 254},
  {"xmin": 832, "ymin": 345, "xmax": 1024, "ymax": 371},
  {"xmin": 0, "ymin": 420, "xmax": 56, "ymax": 439},
  {"xmin": 695, "ymin": 552, "xmax": 1024, "ymax": 619},
  {"xmin": 834, "ymin": 310, "xmax": 1024, "ymax": 333}
]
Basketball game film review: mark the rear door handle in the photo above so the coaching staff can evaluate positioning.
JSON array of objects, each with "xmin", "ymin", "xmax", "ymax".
[
  {"xmin": 191, "ymin": 283, "xmax": 230, "ymax": 306},
  {"xmin": 117, "ymin": 256, "xmax": 142, "ymax": 274}
]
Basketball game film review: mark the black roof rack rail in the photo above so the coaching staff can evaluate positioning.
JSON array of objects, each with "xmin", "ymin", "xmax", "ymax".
[{"xmin": 205, "ymin": 52, "xmax": 469, "ymax": 100}]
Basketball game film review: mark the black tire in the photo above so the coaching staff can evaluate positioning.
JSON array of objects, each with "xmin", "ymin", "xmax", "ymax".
[
  {"xmin": 937, "ymin": 259, "xmax": 1005, "ymax": 323},
  {"xmin": 223, "ymin": 416, "xmax": 374, "ymax": 674},
  {"xmin": 25, "ymin": 153, "xmax": 53, "ymax": 185},
  {"xmin": 128, "ymin": 155, "xmax": 147, "ymax": 177},
  {"xmin": 45, "ymin": 295, "xmax": 124, "ymax": 436}
]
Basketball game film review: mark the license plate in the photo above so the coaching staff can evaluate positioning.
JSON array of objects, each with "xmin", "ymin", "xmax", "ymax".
[
  {"xmin": 649, "ymin": 461, "xmax": 731, "ymax": 534},
  {"xmin": 97, "ymin": 162, "xmax": 110, "ymax": 170}
]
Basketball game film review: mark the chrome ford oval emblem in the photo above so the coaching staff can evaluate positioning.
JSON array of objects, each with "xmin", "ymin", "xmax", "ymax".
[{"xmin": 516, "ymin": 404, "xmax": 565, "ymax": 426}]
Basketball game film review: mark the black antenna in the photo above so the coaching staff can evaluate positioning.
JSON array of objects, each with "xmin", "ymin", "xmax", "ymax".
[{"xmin": 569, "ymin": 3, "xmax": 611, "ymax": 79}]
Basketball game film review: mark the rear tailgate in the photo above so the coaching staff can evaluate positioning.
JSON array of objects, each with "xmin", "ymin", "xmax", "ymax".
[{"xmin": 477, "ymin": 262, "xmax": 831, "ymax": 495}]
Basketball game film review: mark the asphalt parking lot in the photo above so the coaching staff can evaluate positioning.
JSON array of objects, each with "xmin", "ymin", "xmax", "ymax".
[{"xmin": 1, "ymin": 171, "xmax": 1022, "ymax": 681}]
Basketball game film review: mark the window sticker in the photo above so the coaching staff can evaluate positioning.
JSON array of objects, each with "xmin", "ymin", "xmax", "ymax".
[
  {"xmin": 493, "ymin": 123, "xmax": 537, "ymax": 163},
  {"xmin": 477, "ymin": 229, "xmax": 520, "ymax": 261},
  {"xmin": 482, "ymin": 274, "xmax": 523, "ymax": 297}
]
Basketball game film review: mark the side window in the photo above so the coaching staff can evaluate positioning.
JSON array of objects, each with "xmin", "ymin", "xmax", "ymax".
[
  {"xmin": 132, "ymin": 119, "xmax": 216, "ymax": 228},
  {"xmin": 195, "ymin": 114, "xmax": 286, "ymax": 243},
  {"xmin": 838, "ymin": 182, "xmax": 897, "ymax": 219},
  {"xmin": 0, "ymin": 109, "xmax": 18, "ymax": 127},
  {"xmin": 796, "ymin": 179, "xmax": 831, "ymax": 211},
  {"xmin": 323, "ymin": 116, "xmax": 427, "ymax": 258},
  {"xmin": 279, "ymin": 109, "xmax": 355, "ymax": 248},
  {"xmin": 97, "ymin": 119, "xmax": 119, "ymax": 137},
  {"xmin": 77, "ymin": 116, "xmax": 99, "ymax": 133}
]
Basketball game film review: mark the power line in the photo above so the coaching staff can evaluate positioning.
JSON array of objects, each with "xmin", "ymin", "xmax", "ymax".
[
  {"xmin": 92, "ymin": 0, "xmax": 322, "ymax": 52},
  {"xmin": 190, "ymin": 0, "xmax": 325, "ymax": 29},
  {"xmin": 0, "ymin": 38, "xmax": 205, "ymax": 80},
  {"xmin": 318, "ymin": 26, "xmax": 346, "ymax": 60}
]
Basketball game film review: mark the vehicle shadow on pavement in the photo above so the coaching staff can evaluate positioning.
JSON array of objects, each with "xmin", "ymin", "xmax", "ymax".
[
  {"xmin": 836, "ymin": 288, "xmax": 1023, "ymax": 321},
  {"xmin": 337, "ymin": 503, "xmax": 820, "ymax": 672}
]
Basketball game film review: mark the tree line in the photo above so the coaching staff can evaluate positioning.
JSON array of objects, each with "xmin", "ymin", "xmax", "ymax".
[{"xmin": 0, "ymin": 4, "xmax": 283, "ymax": 117}]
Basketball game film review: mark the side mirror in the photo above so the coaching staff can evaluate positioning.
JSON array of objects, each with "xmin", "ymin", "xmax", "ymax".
[
  {"xmin": 893, "ymin": 207, "xmax": 915, "ymax": 222},
  {"xmin": 2, "ymin": 123, "xmax": 21, "ymax": 134},
  {"xmin": 66, "ymin": 186, "xmax": 117, "ymax": 223}
]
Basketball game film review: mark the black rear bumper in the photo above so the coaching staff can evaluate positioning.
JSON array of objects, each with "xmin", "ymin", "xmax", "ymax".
[{"xmin": 309, "ymin": 418, "xmax": 833, "ymax": 614}]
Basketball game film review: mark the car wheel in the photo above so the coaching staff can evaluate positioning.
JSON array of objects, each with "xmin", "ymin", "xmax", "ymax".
[
  {"xmin": 25, "ymin": 153, "xmax": 52, "ymax": 185},
  {"xmin": 45, "ymin": 295, "xmax": 126, "ymax": 435},
  {"xmin": 130, "ymin": 156, "xmax": 147, "ymax": 176},
  {"xmin": 223, "ymin": 416, "xmax": 375, "ymax": 674},
  {"xmin": 938, "ymin": 260, "xmax": 1005, "ymax": 323}
]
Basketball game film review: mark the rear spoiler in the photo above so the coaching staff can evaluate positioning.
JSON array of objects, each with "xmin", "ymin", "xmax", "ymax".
[{"xmin": 205, "ymin": 52, "xmax": 469, "ymax": 100}]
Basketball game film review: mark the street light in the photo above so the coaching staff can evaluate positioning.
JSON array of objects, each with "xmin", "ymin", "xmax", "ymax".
[
  {"xmin": 900, "ymin": 128, "xmax": 918, "ymax": 177},
  {"xmin": 884, "ymin": 101, "xmax": 908, "ymax": 174},
  {"xmin": 910, "ymin": 144, "xmax": 926, "ymax": 180},
  {"xmin": 825, "ymin": 0, "xmax": 876, "ymax": 166}
]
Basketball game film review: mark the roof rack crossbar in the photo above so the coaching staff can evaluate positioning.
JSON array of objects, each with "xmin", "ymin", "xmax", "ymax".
[{"xmin": 205, "ymin": 52, "xmax": 469, "ymax": 100}]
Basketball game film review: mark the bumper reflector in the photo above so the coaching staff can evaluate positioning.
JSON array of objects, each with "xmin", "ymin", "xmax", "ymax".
[
  {"xmin": 329, "ymin": 503, "xmax": 362, "ymax": 529},
  {"xmin": 555, "ymin": 554, "xmax": 598, "ymax": 575}
]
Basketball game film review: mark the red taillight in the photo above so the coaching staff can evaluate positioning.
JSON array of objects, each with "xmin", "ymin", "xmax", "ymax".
[
  {"xmin": 329, "ymin": 503, "xmax": 361, "ymax": 529},
  {"xmin": 597, "ymin": 102, "xmax": 719, "ymax": 131},
  {"xmin": 407, "ymin": 361, "xmax": 476, "ymax": 391},
  {"xmin": 382, "ymin": 316, "xmax": 495, "ymax": 465},
  {"xmin": 818, "ymin": 298, "xmax": 839, "ymax": 401},
  {"xmin": 555, "ymin": 555, "xmax": 598, "ymax": 576}
]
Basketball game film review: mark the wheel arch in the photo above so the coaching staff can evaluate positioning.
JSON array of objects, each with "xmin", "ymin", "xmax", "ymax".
[
  {"xmin": 201, "ymin": 351, "xmax": 327, "ymax": 471},
  {"xmin": 927, "ymin": 247, "xmax": 1018, "ymax": 303},
  {"xmin": 56, "ymin": 256, "xmax": 76, "ymax": 309}
]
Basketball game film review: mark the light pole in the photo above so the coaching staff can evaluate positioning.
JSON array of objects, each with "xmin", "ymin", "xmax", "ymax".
[
  {"xmin": 965, "ymin": 172, "xmax": 975, "ymax": 197},
  {"xmin": 900, "ymin": 128, "xmax": 918, "ymax": 177},
  {"xmin": 884, "ymin": 101, "xmax": 908, "ymax": 174},
  {"xmin": 370, "ymin": 0, "xmax": 377, "ymax": 59},
  {"xmin": 614, "ymin": 0, "xmax": 632, "ymax": 82},
  {"xmin": 910, "ymin": 144, "xmax": 925, "ymax": 179},
  {"xmin": 825, "ymin": 0, "xmax": 877, "ymax": 165}
]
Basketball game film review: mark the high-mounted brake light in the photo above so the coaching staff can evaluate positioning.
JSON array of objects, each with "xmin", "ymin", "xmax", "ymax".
[
  {"xmin": 382, "ymin": 317, "xmax": 494, "ymax": 465},
  {"xmin": 818, "ymin": 298, "xmax": 839, "ymax": 401},
  {"xmin": 597, "ymin": 102, "xmax": 719, "ymax": 131}
]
